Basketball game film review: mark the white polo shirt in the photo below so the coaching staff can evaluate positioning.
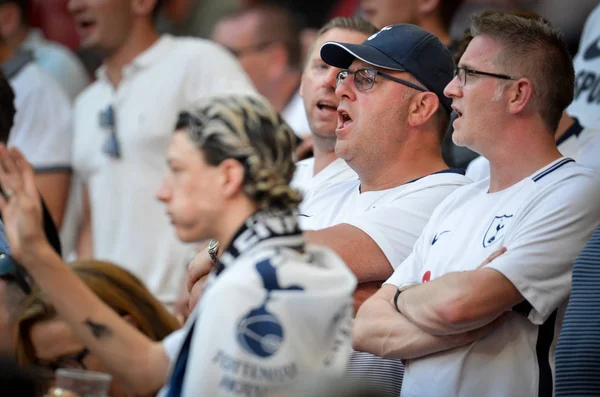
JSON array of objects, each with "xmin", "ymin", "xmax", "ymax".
[
  {"xmin": 387, "ymin": 158, "xmax": 600, "ymax": 397},
  {"xmin": 300, "ymin": 171, "xmax": 472, "ymax": 269},
  {"xmin": 72, "ymin": 35, "xmax": 256, "ymax": 305},
  {"xmin": 567, "ymin": 3, "xmax": 600, "ymax": 129},
  {"xmin": 466, "ymin": 119, "xmax": 600, "ymax": 181},
  {"xmin": 7, "ymin": 62, "xmax": 72, "ymax": 171}
]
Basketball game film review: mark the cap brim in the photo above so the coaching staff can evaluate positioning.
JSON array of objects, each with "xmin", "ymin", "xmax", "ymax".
[{"xmin": 320, "ymin": 42, "xmax": 405, "ymax": 71}]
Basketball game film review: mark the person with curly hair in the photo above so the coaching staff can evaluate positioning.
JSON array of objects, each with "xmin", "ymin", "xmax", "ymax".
[{"xmin": 0, "ymin": 93, "xmax": 356, "ymax": 397}]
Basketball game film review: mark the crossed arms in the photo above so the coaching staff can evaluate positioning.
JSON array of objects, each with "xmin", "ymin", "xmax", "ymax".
[{"xmin": 353, "ymin": 259, "xmax": 524, "ymax": 359}]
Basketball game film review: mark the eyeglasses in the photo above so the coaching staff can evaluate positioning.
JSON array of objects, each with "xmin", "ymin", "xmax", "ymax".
[
  {"xmin": 336, "ymin": 68, "xmax": 428, "ymax": 92},
  {"xmin": 454, "ymin": 66, "xmax": 517, "ymax": 87},
  {"xmin": 36, "ymin": 348, "xmax": 90, "ymax": 379},
  {"xmin": 226, "ymin": 42, "xmax": 274, "ymax": 58},
  {"xmin": 99, "ymin": 105, "xmax": 121, "ymax": 159},
  {"xmin": 0, "ymin": 252, "xmax": 32, "ymax": 295}
]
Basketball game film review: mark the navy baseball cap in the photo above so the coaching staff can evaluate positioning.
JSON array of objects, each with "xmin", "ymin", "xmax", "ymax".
[{"xmin": 320, "ymin": 24, "xmax": 455, "ymax": 113}]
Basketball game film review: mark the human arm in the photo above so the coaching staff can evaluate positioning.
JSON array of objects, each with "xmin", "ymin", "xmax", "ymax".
[
  {"xmin": 398, "ymin": 172, "xmax": 600, "ymax": 335},
  {"xmin": 305, "ymin": 225, "xmax": 393, "ymax": 283},
  {"xmin": 76, "ymin": 186, "xmax": 93, "ymax": 259},
  {"xmin": 0, "ymin": 146, "xmax": 170, "ymax": 395},
  {"xmin": 397, "ymin": 266, "xmax": 522, "ymax": 336},
  {"xmin": 353, "ymin": 284, "xmax": 504, "ymax": 359}
]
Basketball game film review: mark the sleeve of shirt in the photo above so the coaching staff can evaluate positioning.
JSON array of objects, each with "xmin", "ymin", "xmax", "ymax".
[
  {"xmin": 486, "ymin": 175, "xmax": 600, "ymax": 325},
  {"xmin": 162, "ymin": 327, "xmax": 188, "ymax": 362},
  {"xmin": 342, "ymin": 186, "xmax": 457, "ymax": 269},
  {"xmin": 9, "ymin": 67, "xmax": 73, "ymax": 171},
  {"xmin": 179, "ymin": 249, "xmax": 356, "ymax": 396}
]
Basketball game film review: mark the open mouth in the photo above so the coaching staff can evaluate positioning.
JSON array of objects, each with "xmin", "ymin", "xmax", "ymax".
[
  {"xmin": 337, "ymin": 110, "xmax": 353, "ymax": 129},
  {"xmin": 76, "ymin": 18, "xmax": 97, "ymax": 33},
  {"xmin": 317, "ymin": 101, "xmax": 337, "ymax": 111}
]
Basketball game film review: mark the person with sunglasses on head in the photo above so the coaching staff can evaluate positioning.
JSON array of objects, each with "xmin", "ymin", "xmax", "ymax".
[
  {"xmin": 68, "ymin": 0, "xmax": 254, "ymax": 313},
  {"xmin": 354, "ymin": 13, "xmax": 600, "ymax": 397},
  {"xmin": 0, "ymin": 94, "xmax": 355, "ymax": 397}
]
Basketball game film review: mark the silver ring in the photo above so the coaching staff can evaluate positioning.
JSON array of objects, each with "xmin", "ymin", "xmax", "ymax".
[
  {"xmin": 208, "ymin": 239, "xmax": 220, "ymax": 264},
  {"xmin": 4, "ymin": 189, "xmax": 13, "ymax": 199}
]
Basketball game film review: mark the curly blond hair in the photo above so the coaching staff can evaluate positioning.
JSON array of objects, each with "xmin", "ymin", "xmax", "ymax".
[{"xmin": 176, "ymin": 94, "xmax": 302, "ymax": 211}]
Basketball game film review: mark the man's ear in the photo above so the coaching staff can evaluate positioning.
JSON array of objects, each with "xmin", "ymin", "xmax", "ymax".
[
  {"xmin": 219, "ymin": 158, "xmax": 246, "ymax": 198},
  {"xmin": 407, "ymin": 92, "xmax": 439, "ymax": 128},
  {"xmin": 507, "ymin": 78, "xmax": 533, "ymax": 115},
  {"xmin": 131, "ymin": 0, "xmax": 157, "ymax": 18}
]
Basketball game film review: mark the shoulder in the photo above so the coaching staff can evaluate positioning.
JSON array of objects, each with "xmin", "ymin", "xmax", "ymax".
[{"xmin": 12, "ymin": 64, "xmax": 70, "ymax": 105}]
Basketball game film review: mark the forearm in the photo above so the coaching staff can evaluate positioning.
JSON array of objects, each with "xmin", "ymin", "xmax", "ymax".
[
  {"xmin": 23, "ymin": 244, "xmax": 169, "ymax": 395},
  {"xmin": 353, "ymin": 286, "xmax": 484, "ymax": 359},
  {"xmin": 397, "ymin": 269, "xmax": 520, "ymax": 335}
]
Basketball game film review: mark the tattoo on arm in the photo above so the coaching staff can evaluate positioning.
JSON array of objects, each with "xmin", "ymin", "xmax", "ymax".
[{"xmin": 84, "ymin": 319, "xmax": 113, "ymax": 339}]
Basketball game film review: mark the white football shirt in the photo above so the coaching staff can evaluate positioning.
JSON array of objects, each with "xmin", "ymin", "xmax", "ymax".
[
  {"xmin": 301, "ymin": 171, "xmax": 472, "ymax": 269},
  {"xmin": 387, "ymin": 158, "xmax": 600, "ymax": 397},
  {"xmin": 567, "ymin": 3, "xmax": 600, "ymax": 129}
]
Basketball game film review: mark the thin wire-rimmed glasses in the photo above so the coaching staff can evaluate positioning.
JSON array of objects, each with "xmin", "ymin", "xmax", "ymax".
[
  {"xmin": 454, "ymin": 66, "xmax": 517, "ymax": 87},
  {"xmin": 99, "ymin": 105, "xmax": 121, "ymax": 159},
  {"xmin": 336, "ymin": 68, "xmax": 428, "ymax": 92}
]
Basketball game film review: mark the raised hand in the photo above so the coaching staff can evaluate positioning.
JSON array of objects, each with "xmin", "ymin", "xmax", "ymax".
[{"xmin": 0, "ymin": 145, "xmax": 47, "ymax": 263}]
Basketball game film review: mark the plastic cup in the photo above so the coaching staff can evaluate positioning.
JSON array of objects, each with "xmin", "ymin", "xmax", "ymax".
[{"xmin": 54, "ymin": 368, "xmax": 112, "ymax": 397}]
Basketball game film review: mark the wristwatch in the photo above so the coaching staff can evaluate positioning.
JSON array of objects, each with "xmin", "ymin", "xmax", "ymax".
[{"xmin": 208, "ymin": 239, "xmax": 220, "ymax": 265}]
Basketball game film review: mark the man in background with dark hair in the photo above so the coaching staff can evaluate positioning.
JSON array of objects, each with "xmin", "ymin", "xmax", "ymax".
[
  {"xmin": 70, "ymin": 0, "xmax": 255, "ymax": 313},
  {"xmin": 212, "ymin": 4, "xmax": 311, "ymax": 139},
  {"xmin": 0, "ymin": 0, "xmax": 88, "ymax": 101}
]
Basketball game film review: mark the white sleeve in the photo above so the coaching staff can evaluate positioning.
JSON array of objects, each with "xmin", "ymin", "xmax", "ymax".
[
  {"xmin": 8, "ymin": 67, "xmax": 72, "ymax": 171},
  {"xmin": 179, "ymin": 251, "xmax": 355, "ymax": 396},
  {"xmin": 342, "ymin": 186, "xmax": 457, "ymax": 269},
  {"xmin": 162, "ymin": 328, "xmax": 188, "ymax": 362},
  {"xmin": 486, "ymin": 175, "xmax": 600, "ymax": 324}
]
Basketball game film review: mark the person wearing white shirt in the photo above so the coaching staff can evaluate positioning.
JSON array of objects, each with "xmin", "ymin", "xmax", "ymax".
[
  {"xmin": 0, "ymin": 42, "xmax": 72, "ymax": 231},
  {"xmin": 567, "ymin": 3, "xmax": 600, "ymax": 130},
  {"xmin": 0, "ymin": 94, "xmax": 356, "ymax": 397},
  {"xmin": 70, "ymin": 0, "xmax": 255, "ymax": 309},
  {"xmin": 355, "ymin": 13, "xmax": 600, "ymax": 397},
  {"xmin": 291, "ymin": 17, "xmax": 376, "ymax": 200},
  {"xmin": 0, "ymin": 0, "xmax": 89, "ymax": 101},
  {"xmin": 304, "ymin": 24, "xmax": 471, "ymax": 310}
]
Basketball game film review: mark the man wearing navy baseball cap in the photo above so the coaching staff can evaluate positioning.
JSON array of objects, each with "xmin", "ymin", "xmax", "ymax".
[{"xmin": 300, "ymin": 24, "xmax": 472, "ymax": 394}]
